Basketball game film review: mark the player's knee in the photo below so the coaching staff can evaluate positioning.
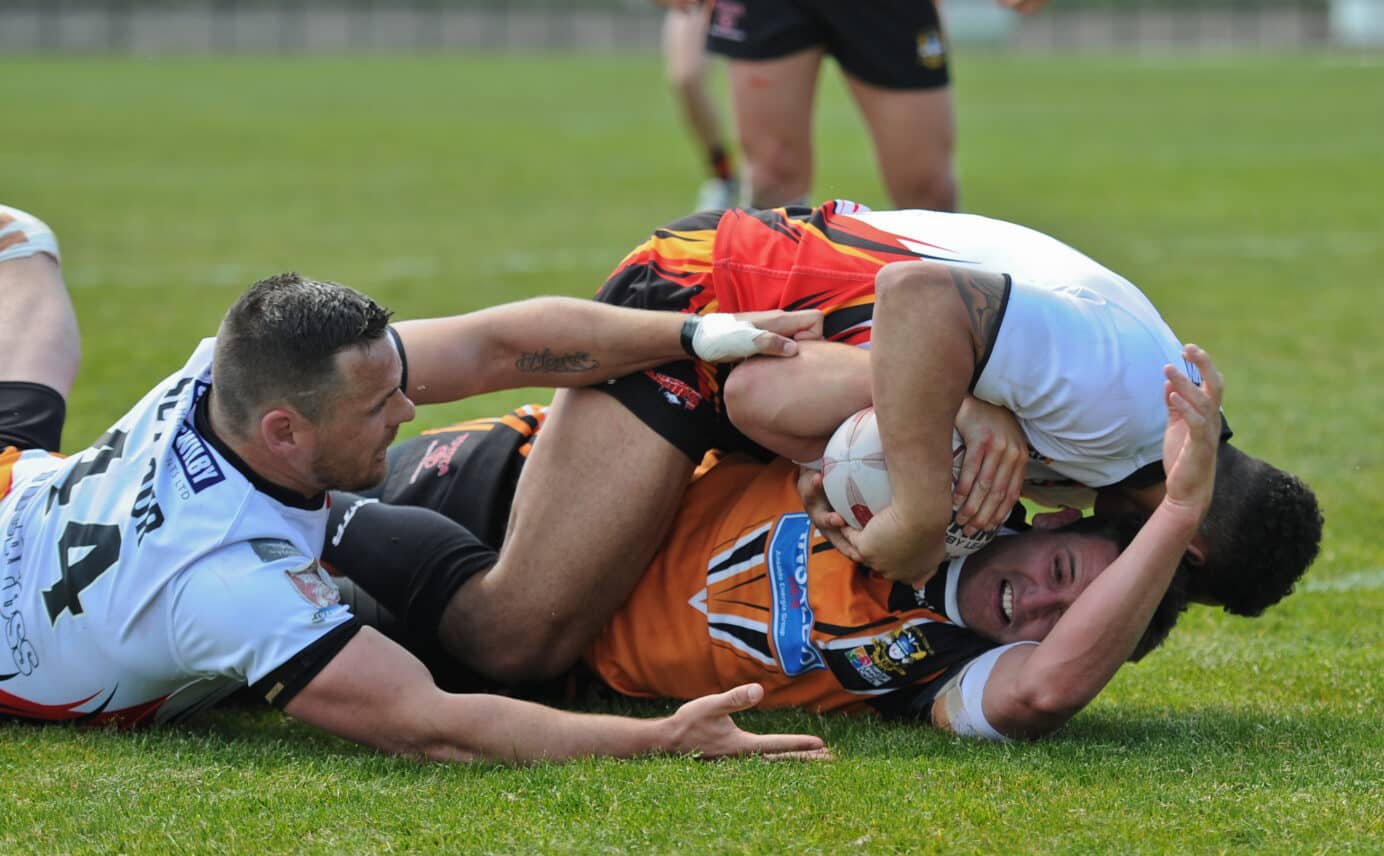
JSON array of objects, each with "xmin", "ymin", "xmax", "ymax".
[
  {"xmin": 890, "ymin": 167, "xmax": 957, "ymax": 212},
  {"xmin": 0, "ymin": 205, "xmax": 62, "ymax": 266},
  {"xmin": 745, "ymin": 142, "xmax": 809, "ymax": 207}
]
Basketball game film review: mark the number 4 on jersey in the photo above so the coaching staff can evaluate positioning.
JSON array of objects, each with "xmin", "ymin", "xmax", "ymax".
[{"xmin": 40, "ymin": 429, "xmax": 128, "ymax": 625}]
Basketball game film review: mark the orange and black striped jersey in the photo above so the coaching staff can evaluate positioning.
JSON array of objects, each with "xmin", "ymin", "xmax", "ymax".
[
  {"xmin": 585, "ymin": 454, "xmax": 998, "ymax": 718},
  {"xmin": 603, "ymin": 200, "xmax": 937, "ymax": 347}
]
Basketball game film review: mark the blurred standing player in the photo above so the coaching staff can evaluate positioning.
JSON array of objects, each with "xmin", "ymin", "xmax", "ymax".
[
  {"xmin": 661, "ymin": 0, "xmax": 739, "ymax": 210},
  {"xmin": 705, "ymin": 0, "xmax": 1050, "ymax": 210},
  {"xmin": 0, "ymin": 204, "xmax": 827, "ymax": 763}
]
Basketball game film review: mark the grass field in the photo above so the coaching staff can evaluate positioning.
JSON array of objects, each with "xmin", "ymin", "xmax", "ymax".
[{"xmin": 2, "ymin": 50, "xmax": 1382, "ymax": 853}]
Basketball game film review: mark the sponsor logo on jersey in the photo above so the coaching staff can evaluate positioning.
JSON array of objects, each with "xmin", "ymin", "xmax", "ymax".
[
  {"xmin": 766, "ymin": 513, "xmax": 825, "ymax": 676},
  {"xmin": 845, "ymin": 646, "xmax": 893, "ymax": 688},
  {"xmin": 709, "ymin": 0, "xmax": 746, "ymax": 42},
  {"xmin": 171, "ymin": 422, "xmax": 225, "ymax": 494},
  {"xmin": 1, "ymin": 479, "xmax": 46, "ymax": 678},
  {"xmin": 329, "ymin": 497, "xmax": 378, "ymax": 548},
  {"xmin": 408, "ymin": 433, "xmax": 470, "ymax": 484},
  {"xmin": 284, "ymin": 561, "xmax": 341, "ymax": 609},
  {"xmin": 645, "ymin": 371, "xmax": 703, "ymax": 410}
]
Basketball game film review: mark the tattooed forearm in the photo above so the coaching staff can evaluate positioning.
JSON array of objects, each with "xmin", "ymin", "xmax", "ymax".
[
  {"xmin": 515, "ymin": 348, "xmax": 600, "ymax": 374},
  {"xmin": 946, "ymin": 268, "xmax": 1009, "ymax": 362}
]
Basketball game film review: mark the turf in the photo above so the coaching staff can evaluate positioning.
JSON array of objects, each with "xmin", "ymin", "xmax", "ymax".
[{"xmin": 2, "ymin": 51, "xmax": 1382, "ymax": 853}]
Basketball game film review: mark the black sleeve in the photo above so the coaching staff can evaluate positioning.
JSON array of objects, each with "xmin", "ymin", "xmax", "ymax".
[
  {"xmin": 322, "ymin": 492, "xmax": 499, "ymax": 639},
  {"xmin": 252, "ymin": 620, "xmax": 362, "ymax": 709},
  {"xmin": 387, "ymin": 325, "xmax": 409, "ymax": 394}
]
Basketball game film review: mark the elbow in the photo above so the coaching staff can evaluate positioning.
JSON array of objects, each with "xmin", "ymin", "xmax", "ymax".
[
  {"xmin": 1005, "ymin": 686, "xmax": 1089, "ymax": 739},
  {"xmin": 874, "ymin": 261, "xmax": 952, "ymax": 310}
]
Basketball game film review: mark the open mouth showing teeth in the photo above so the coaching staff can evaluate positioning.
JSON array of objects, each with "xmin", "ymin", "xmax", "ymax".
[{"xmin": 1001, "ymin": 581, "xmax": 1014, "ymax": 623}]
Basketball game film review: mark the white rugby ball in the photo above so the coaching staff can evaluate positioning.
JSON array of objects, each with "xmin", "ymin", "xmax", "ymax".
[{"xmin": 820, "ymin": 406, "xmax": 996, "ymax": 558}]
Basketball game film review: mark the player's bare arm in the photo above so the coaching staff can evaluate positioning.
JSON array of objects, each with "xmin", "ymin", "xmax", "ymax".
[
  {"xmin": 840, "ymin": 261, "xmax": 1003, "ymax": 584},
  {"xmin": 394, "ymin": 299, "xmax": 822, "ymax": 405},
  {"xmin": 284, "ymin": 626, "xmax": 830, "ymax": 763},
  {"xmin": 965, "ymin": 345, "xmax": 1222, "ymax": 739}
]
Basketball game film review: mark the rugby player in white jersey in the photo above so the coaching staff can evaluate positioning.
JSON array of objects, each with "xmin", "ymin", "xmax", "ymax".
[
  {"xmin": 0, "ymin": 204, "xmax": 829, "ymax": 762},
  {"xmin": 409, "ymin": 200, "xmax": 1319, "ymax": 690}
]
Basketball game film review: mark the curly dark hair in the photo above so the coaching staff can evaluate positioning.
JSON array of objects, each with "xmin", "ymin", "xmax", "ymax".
[
  {"xmin": 1060, "ymin": 513, "xmax": 1191, "ymax": 662},
  {"xmin": 1194, "ymin": 444, "xmax": 1324, "ymax": 617}
]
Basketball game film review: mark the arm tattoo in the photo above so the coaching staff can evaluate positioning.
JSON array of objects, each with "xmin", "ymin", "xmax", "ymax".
[
  {"xmin": 514, "ymin": 348, "xmax": 600, "ymax": 374},
  {"xmin": 946, "ymin": 268, "xmax": 1009, "ymax": 364}
]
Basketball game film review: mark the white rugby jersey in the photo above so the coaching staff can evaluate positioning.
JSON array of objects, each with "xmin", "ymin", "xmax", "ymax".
[
  {"xmin": 0, "ymin": 339, "xmax": 356, "ymax": 727},
  {"xmin": 848, "ymin": 208, "xmax": 1187, "ymax": 490}
]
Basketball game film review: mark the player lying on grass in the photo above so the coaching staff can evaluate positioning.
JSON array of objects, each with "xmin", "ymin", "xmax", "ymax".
[
  {"xmin": 0, "ymin": 204, "xmax": 828, "ymax": 762},
  {"xmin": 382, "ymin": 199, "xmax": 1321, "ymax": 692},
  {"xmin": 325, "ymin": 343, "xmax": 1222, "ymax": 740}
]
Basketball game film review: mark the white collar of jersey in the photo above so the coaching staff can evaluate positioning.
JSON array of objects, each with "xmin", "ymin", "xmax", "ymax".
[
  {"xmin": 943, "ymin": 557, "xmax": 967, "ymax": 628},
  {"xmin": 944, "ymin": 526, "xmax": 1022, "ymax": 628}
]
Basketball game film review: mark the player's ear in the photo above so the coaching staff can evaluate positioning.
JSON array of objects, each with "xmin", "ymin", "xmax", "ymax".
[{"xmin": 261, "ymin": 406, "xmax": 310, "ymax": 453}]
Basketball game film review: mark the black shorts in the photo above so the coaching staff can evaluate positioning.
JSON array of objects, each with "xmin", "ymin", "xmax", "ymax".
[
  {"xmin": 0, "ymin": 381, "xmax": 66, "ymax": 452},
  {"xmin": 362, "ymin": 406, "xmax": 545, "ymax": 548},
  {"xmin": 706, "ymin": 0, "xmax": 950, "ymax": 90},
  {"xmin": 592, "ymin": 211, "xmax": 770, "ymax": 463}
]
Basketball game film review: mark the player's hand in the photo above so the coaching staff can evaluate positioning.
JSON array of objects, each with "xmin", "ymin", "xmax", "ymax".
[
  {"xmin": 837, "ymin": 504, "xmax": 947, "ymax": 587},
  {"xmin": 664, "ymin": 683, "xmax": 833, "ymax": 761},
  {"xmin": 690, "ymin": 310, "xmax": 823, "ymax": 362},
  {"xmin": 996, "ymin": 0, "xmax": 1049, "ymax": 14},
  {"xmin": 797, "ymin": 466, "xmax": 864, "ymax": 563},
  {"xmin": 951, "ymin": 396, "xmax": 1026, "ymax": 536},
  {"xmin": 733, "ymin": 309, "xmax": 824, "ymax": 345},
  {"xmin": 1160, "ymin": 344, "xmax": 1222, "ymax": 524}
]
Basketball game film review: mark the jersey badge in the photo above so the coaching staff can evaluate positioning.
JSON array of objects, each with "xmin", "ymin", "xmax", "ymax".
[
  {"xmin": 873, "ymin": 626, "xmax": 933, "ymax": 676},
  {"xmin": 844, "ymin": 647, "xmax": 893, "ymax": 688},
  {"xmin": 284, "ymin": 561, "xmax": 341, "ymax": 609}
]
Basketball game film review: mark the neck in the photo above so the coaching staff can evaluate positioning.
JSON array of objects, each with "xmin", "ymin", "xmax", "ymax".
[{"xmin": 204, "ymin": 389, "xmax": 321, "ymax": 503}]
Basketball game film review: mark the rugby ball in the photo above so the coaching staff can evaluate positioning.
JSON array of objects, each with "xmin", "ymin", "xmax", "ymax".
[{"xmin": 820, "ymin": 406, "xmax": 996, "ymax": 558}]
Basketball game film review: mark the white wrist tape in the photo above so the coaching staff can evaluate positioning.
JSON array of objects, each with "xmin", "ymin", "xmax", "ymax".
[{"xmin": 691, "ymin": 313, "xmax": 767, "ymax": 362}]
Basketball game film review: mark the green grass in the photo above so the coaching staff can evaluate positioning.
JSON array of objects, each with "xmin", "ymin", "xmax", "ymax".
[{"xmin": 3, "ymin": 51, "xmax": 1383, "ymax": 852}]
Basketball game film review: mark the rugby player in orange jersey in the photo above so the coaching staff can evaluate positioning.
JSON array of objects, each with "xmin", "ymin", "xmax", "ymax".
[
  {"xmin": 325, "ymin": 341, "xmax": 1221, "ymax": 739},
  {"xmin": 424, "ymin": 200, "xmax": 1318, "ymax": 691}
]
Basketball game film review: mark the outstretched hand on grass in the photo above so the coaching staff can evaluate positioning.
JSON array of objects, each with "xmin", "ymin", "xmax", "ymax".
[{"xmin": 664, "ymin": 683, "xmax": 833, "ymax": 761}]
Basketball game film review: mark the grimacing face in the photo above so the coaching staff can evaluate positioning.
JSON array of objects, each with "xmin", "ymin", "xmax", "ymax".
[
  {"xmin": 308, "ymin": 336, "xmax": 415, "ymax": 493},
  {"xmin": 955, "ymin": 530, "xmax": 1119, "ymax": 645}
]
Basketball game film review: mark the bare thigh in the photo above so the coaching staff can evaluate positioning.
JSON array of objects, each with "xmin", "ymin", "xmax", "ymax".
[
  {"xmin": 439, "ymin": 387, "xmax": 694, "ymax": 681},
  {"xmin": 0, "ymin": 252, "xmax": 80, "ymax": 396},
  {"xmin": 728, "ymin": 49, "xmax": 823, "ymax": 208},
  {"xmin": 844, "ymin": 76, "xmax": 957, "ymax": 211}
]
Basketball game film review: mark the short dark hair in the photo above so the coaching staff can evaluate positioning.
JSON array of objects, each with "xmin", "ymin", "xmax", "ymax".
[
  {"xmin": 1058, "ymin": 513, "xmax": 1190, "ymax": 662},
  {"xmin": 212, "ymin": 273, "xmax": 392, "ymax": 436},
  {"xmin": 1194, "ymin": 444, "xmax": 1323, "ymax": 617}
]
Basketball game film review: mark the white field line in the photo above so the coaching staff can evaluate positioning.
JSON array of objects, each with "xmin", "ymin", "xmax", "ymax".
[{"xmin": 1299, "ymin": 569, "xmax": 1384, "ymax": 594}]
